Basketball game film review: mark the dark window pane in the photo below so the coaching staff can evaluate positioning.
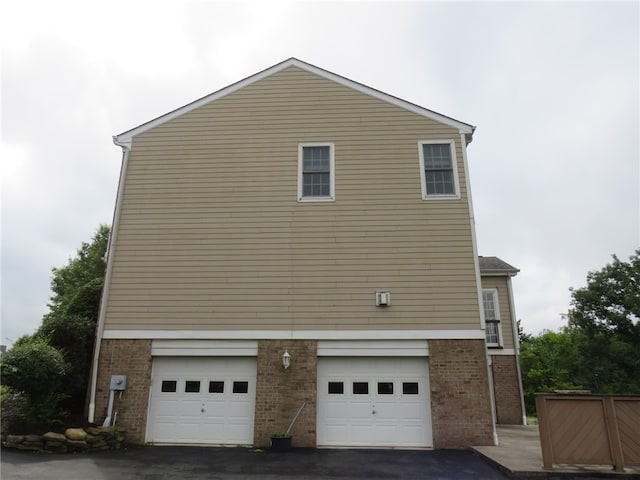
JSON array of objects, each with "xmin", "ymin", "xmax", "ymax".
[
  {"xmin": 423, "ymin": 144, "xmax": 452, "ymax": 169},
  {"xmin": 353, "ymin": 382, "xmax": 369, "ymax": 395},
  {"xmin": 301, "ymin": 145, "xmax": 331, "ymax": 198},
  {"xmin": 233, "ymin": 381, "xmax": 248, "ymax": 394},
  {"xmin": 378, "ymin": 382, "xmax": 394, "ymax": 395},
  {"xmin": 209, "ymin": 381, "xmax": 224, "ymax": 393},
  {"xmin": 303, "ymin": 172, "xmax": 330, "ymax": 197},
  {"xmin": 426, "ymin": 171, "xmax": 454, "ymax": 195},
  {"xmin": 161, "ymin": 380, "xmax": 177, "ymax": 393},
  {"xmin": 328, "ymin": 382, "xmax": 344, "ymax": 394},
  {"xmin": 423, "ymin": 143, "xmax": 455, "ymax": 195},
  {"xmin": 303, "ymin": 146, "xmax": 330, "ymax": 171},
  {"xmin": 403, "ymin": 382, "xmax": 419, "ymax": 395},
  {"xmin": 185, "ymin": 380, "xmax": 200, "ymax": 393}
]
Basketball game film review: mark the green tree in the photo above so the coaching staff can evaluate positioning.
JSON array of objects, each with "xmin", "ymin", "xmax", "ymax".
[
  {"xmin": 517, "ymin": 319, "xmax": 533, "ymax": 344},
  {"xmin": 0, "ymin": 337, "xmax": 69, "ymax": 425},
  {"xmin": 568, "ymin": 250, "xmax": 640, "ymax": 394},
  {"xmin": 519, "ymin": 329, "xmax": 582, "ymax": 415},
  {"xmin": 47, "ymin": 224, "xmax": 110, "ymax": 320},
  {"xmin": 37, "ymin": 225, "xmax": 110, "ymax": 411}
]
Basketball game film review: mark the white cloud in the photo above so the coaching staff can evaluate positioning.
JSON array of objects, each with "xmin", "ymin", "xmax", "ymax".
[{"xmin": 1, "ymin": 0, "xmax": 638, "ymax": 346}]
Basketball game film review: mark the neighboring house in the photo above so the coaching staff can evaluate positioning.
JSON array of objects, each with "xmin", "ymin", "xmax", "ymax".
[
  {"xmin": 88, "ymin": 58, "xmax": 524, "ymax": 449},
  {"xmin": 479, "ymin": 256, "xmax": 526, "ymax": 426}
]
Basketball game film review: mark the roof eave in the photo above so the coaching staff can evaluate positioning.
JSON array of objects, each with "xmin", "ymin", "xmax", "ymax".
[{"xmin": 480, "ymin": 269, "xmax": 520, "ymax": 277}]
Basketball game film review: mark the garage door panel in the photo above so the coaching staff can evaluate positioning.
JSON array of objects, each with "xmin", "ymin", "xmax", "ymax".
[
  {"xmin": 147, "ymin": 357, "xmax": 256, "ymax": 445},
  {"xmin": 203, "ymin": 399, "xmax": 225, "ymax": 410},
  {"xmin": 154, "ymin": 423, "xmax": 178, "ymax": 440},
  {"xmin": 155, "ymin": 400, "xmax": 179, "ymax": 415},
  {"xmin": 318, "ymin": 357, "xmax": 432, "ymax": 447},
  {"xmin": 397, "ymin": 403, "xmax": 425, "ymax": 418}
]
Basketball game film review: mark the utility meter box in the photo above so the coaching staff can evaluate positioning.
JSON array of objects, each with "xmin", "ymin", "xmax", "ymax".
[{"xmin": 110, "ymin": 375, "xmax": 127, "ymax": 391}]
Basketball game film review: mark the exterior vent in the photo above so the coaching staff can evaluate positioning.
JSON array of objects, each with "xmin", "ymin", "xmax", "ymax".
[{"xmin": 376, "ymin": 291, "xmax": 391, "ymax": 307}]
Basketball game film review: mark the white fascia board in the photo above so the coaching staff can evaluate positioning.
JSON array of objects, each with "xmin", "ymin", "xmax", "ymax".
[
  {"xmin": 113, "ymin": 58, "xmax": 474, "ymax": 144},
  {"xmin": 480, "ymin": 271, "xmax": 519, "ymax": 277},
  {"xmin": 102, "ymin": 329, "xmax": 485, "ymax": 340}
]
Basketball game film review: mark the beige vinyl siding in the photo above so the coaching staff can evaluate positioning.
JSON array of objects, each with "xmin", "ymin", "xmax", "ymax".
[
  {"xmin": 480, "ymin": 276, "xmax": 515, "ymax": 350},
  {"xmin": 104, "ymin": 66, "xmax": 481, "ymax": 332}
]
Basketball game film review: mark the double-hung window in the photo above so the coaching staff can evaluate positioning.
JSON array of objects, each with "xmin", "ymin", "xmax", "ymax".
[
  {"xmin": 418, "ymin": 140, "xmax": 460, "ymax": 199},
  {"xmin": 298, "ymin": 143, "xmax": 335, "ymax": 201},
  {"xmin": 482, "ymin": 289, "xmax": 502, "ymax": 347}
]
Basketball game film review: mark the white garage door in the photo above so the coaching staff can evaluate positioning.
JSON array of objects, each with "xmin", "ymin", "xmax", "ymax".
[
  {"xmin": 317, "ymin": 357, "xmax": 432, "ymax": 447},
  {"xmin": 147, "ymin": 357, "xmax": 256, "ymax": 445}
]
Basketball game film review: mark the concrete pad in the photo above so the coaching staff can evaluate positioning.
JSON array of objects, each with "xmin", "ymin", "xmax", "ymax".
[{"xmin": 472, "ymin": 425, "xmax": 640, "ymax": 478}]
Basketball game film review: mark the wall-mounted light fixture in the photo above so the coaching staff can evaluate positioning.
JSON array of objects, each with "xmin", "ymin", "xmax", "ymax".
[{"xmin": 282, "ymin": 350, "xmax": 291, "ymax": 369}]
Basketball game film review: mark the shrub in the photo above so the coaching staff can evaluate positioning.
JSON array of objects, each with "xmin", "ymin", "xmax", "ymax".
[
  {"xmin": 0, "ymin": 337, "xmax": 69, "ymax": 426},
  {"xmin": 0, "ymin": 386, "xmax": 24, "ymax": 434}
]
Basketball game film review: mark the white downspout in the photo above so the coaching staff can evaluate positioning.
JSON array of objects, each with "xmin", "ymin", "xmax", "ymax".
[
  {"xmin": 460, "ymin": 132, "xmax": 498, "ymax": 446},
  {"xmin": 88, "ymin": 138, "xmax": 131, "ymax": 423},
  {"xmin": 507, "ymin": 274, "xmax": 527, "ymax": 425}
]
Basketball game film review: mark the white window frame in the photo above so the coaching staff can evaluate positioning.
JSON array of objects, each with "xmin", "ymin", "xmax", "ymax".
[
  {"xmin": 418, "ymin": 140, "xmax": 460, "ymax": 200},
  {"xmin": 298, "ymin": 142, "xmax": 335, "ymax": 202},
  {"xmin": 482, "ymin": 288, "xmax": 503, "ymax": 348}
]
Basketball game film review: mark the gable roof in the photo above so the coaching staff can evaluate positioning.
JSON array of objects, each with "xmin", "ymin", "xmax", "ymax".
[
  {"xmin": 478, "ymin": 256, "xmax": 520, "ymax": 276},
  {"xmin": 114, "ymin": 57, "xmax": 475, "ymax": 146}
]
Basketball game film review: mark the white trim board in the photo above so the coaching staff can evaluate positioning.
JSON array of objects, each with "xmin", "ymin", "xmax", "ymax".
[
  {"xmin": 317, "ymin": 340, "xmax": 428, "ymax": 356},
  {"xmin": 102, "ymin": 329, "xmax": 486, "ymax": 340},
  {"xmin": 113, "ymin": 58, "xmax": 474, "ymax": 144},
  {"xmin": 151, "ymin": 339, "xmax": 258, "ymax": 356},
  {"xmin": 487, "ymin": 349, "xmax": 516, "ymax": 356},
  {"xmin": 150, "ymin": 339, "xmax": 431, "ymax": 357}
]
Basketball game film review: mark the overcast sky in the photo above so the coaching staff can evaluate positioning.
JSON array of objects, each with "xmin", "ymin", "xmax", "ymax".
[{"xmin": 1, "ymin": 1, "xmax": 638, "ymax": 347}]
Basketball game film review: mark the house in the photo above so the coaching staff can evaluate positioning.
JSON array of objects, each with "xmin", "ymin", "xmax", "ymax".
[
  {"xmin": 479, "ymin": 256, "xmax": 526, "ymax": 426},
  {"xmin": 88, "ymin": 58, "xmax": 525, "ymax": 449}
]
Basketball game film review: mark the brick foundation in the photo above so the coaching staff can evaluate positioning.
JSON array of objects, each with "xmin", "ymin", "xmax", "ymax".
[
  {"xmin": 254, "ymin": 340, "xmax": 317, "ymax": 448},
  {"xmin": 428, "ymin": 339, "xmax": 494, "ymax": 447},
  {"xmin": 94, "ymin": 337, "xmax": 503, "ymax": 448},
  {"xmin": 94, "ymin": 339, "xmax": 152, "ymax": 444},
  {"xmin": 490, "ymin": 354, "xmax": 524, "ymax": 424}
]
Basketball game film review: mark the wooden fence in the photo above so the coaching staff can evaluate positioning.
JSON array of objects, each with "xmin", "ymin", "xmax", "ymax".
[{"xmin": 535, "ymin": 393, "xmax": 640, "ymax": 472}]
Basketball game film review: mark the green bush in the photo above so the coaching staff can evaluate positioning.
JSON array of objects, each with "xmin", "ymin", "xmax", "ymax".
[
  {"xmin": 37, "ymin": 313, "xmax": 96, "ymax": 410},
  {"xmin": 0, "ymin": 337, "xmax": 69, "ymax": 426},
  {"xmin": 0, "ymin": 385, "xmax": 23, "ymax": 434}
]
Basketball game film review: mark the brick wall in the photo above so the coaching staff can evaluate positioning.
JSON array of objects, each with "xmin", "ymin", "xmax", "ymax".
[
  {"xmin": 254, "ymin": 340, "xmax": 317, "ymax": 448},
  {"xmin": 428, "ymin": 339, "xmax": 494, "ymax": 447},
  {"xmin": 491, "ymin": 354, "xmax": 524, "ymax": 424},
  {"xmin": 95, "ymin": 339, "xmax": 152, "ymax": 443}
]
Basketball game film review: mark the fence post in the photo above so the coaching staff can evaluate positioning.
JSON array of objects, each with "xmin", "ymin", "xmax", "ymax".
[
  {"xmin": 535, "ymin": 394, "xmax": 554, "ymax": 470},
  {"xmin": 603, "ymin": 397, "xmax": 626, "ymax": 472}
]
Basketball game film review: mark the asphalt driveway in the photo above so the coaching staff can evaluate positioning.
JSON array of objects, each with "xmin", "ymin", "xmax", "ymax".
[{"xmin": 1, "ymin": 445, "xmax": 510, "ymax": 480}]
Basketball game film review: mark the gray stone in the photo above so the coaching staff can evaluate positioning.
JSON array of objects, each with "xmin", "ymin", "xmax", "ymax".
[
  {"xmin": 43, "ymin": 432, "xmax": 67, "ymax": 443},
  {"xmin": 16, "ymin": 443, "xmax": 40, "ymax": 451},
  {"xmin": 64, "ymin": 428, "xmax": 87, "ymax": 441},
  {"xmin": 88, "ymin": 439, "xmax": 108, "ymax": 449},
  {"xmin": 6, "ymin": 435, "xmax": 25, "ymax": 444},
  {"xmin": 86, "ymin": 434, "xmax": 103, "ymax": 444},
  {"xmin": 66, "ymin": 439, "xmax": 87, "ymax": 448}
]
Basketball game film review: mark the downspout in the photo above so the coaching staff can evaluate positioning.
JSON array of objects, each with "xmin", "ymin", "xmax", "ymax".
[
  {"xmin": 459, "ymin": 132, "xmax": 498, "ymax": 446},
  {"xmin": 507, "ymin": 274, "xmax": 527, "ymax": 425},
  {"xmin": 88, "ymin": 137, "xmax": 131, "ymax": 423}
]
